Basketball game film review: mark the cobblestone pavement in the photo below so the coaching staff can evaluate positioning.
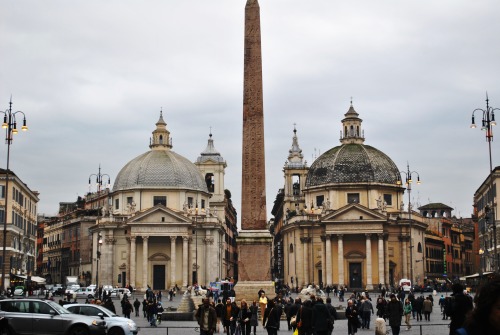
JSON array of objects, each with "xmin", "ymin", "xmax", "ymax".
[{"xmin": 75, "ymin": 291, "xmax": 456, "ymax": 335}]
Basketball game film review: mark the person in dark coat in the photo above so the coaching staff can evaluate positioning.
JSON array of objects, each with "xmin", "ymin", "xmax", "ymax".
[
  {"xmin": 249, "ymin": 300, "xmax": 259, "ymax": 335},
  {"xmin": 458, "ymin": 275, "xmax": 500, "ymax": 335},
  {"xmin": 237, "ymin": 299, "xmax": 252, "ymax": 335},
  {"xmin": 263, "ymin": 300, "xmax": 280, "ymax": 335},
  {"xmin": 289, "ymin": 298, "xmax": 302, "ymax": 331},
  {"xmin": 448, "ymin": 283, "xmax": 473, "ymax": 335},
  {"xmin": 312, "ymin": 297, "xmax": 331, "ymax": 335},
  {"xmin": 345, "ymin": 299, "xmax": 359, "ymax": 335},
  {"xmin": 196, "ymin": 298, "xmax": 217, "ymax": 335},
  {"xmin": 222, "ymin": 298, "xmax": 239, "ymax": 335},
  {"xmin": 385, "ymin": 294, "xmax": 403, "ymax": 335},
  {"xmin": 284, "ymin": 298, "xmax": 293, "ymax": 330},
  {"xmin": 296, "ymin": 299, "xmax": 313, "ymax": 335},
  {"xmin": 325, "ymin": 297, "xmax": 338, "ymax": 335},
  {"xmin": 104, "ymin": 298, "xmax": 116, "ymax": 313},
  {"xmin": 133, "ymin": 298, "xmax": 141, "ymax": 317},
  {"xmin": 414, "ymin": 295, "xmax": 424, "ymax": 321}
]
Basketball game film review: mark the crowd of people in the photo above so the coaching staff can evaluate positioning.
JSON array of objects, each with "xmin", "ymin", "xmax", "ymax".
[{"xmin": 194, "ymin": 275, "xmax": 500, "ymax": 335}]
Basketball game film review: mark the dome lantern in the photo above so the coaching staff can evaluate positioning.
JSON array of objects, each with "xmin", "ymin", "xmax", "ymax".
[{"xmin": 340, "ymin": 100, "xmax": 365, "ymax": 145}]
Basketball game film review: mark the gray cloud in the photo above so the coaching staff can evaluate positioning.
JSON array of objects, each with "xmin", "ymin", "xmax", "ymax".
[{"xmin": 1, "ymin": 0, "xmax": 499, "ymax": 220}]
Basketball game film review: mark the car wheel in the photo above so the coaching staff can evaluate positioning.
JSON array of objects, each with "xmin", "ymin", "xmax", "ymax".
[
  {"xmin": 108, "ymin": 327, "xmax": 124, "ymax": 335},
  {"xmin": 67, "ymin": 325, "xmax": 89, "ymax": 335}
]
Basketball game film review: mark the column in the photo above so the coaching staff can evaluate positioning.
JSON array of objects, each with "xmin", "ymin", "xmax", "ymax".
[
  {"xmin": 301, "ymin": 237, "xmax": 309, "ymax": 285},
  {"xmin": 126, "ymin": 237, "xmax": 131, "ymax": 287},
  {"xmin": 384, "ymin": 234, "xmax": 390, "ymax": 286},
  {"xmin": 378, "ymin": 234, "xmax": 384, "ymax": 286},
  {"xmin": 142, "ymin": 236, "xmax": 149, "ymax": 290},
  {"xmin": 325, "ymin": 235, "xmax": 332, "ymax": 286},
  {"xmin": 365, "ymin": 234, "xmax": 373, "ymax": 289},
  {"xmin": 130, "ymin": 237, "xmax": 136, "ymax": 288},
  {"xmin": 320, "ymin": 236, "xmax": 326, "ymax": 285},
  {"xmin": 338, "ymin": 234, "xmax": 344, "ymax": 286},
  {"xmin": 170, "ymin": 236, "xmax": 176, "ymax": 288},
  {"xmin": 182, "ymin": 236, "xmax": 189, "ymax": 288},
  {"xmin": 402, "ymin": 238, "xmax": 408, "ymax": 279}
]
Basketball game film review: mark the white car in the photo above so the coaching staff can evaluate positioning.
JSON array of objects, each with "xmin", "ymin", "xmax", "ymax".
[
  {"xmin": 110, "ymin": 288, "xmax": 132, "ymax": 299},
  {"xmin": 65, "ymin": 303, "xmax": 139, "ymax": 335}
]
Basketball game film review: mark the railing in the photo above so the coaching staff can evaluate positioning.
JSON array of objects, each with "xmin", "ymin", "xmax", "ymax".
[{"xmin": 139, "ymin": 326, "xmax": 200, "ymax": 334}]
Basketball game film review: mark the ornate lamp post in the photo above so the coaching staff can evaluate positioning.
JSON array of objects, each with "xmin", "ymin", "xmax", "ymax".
[
  {"xmin": 471, "ymin": 93, "xmax": 499, "ymax": 273},
  {"xmin": 88, "ymin": 166, "xmax": 110, "ymax": 293},
  {"xmin": 0, "ymin": 98, "xmax": 28, "ymax": 293},
  {"xmin": 397, "ymin": 163, "xmax": 421, "ymax": 284}
]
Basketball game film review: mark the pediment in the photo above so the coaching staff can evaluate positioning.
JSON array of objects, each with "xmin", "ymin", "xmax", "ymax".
[
  {"xmin": 322, "ymin": 203, "xmax": 387, "ymax": 222},
  {"xmin": 127, "ymin": 205, "xmax": 192, "ymax": 225},
  {"xmin": 149, "ymin": 252, "xmax": 170, "ymax": 261}
]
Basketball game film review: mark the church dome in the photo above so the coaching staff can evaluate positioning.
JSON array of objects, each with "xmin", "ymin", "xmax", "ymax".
[
  {"xmin": 306, "ymin": 143, "xmax": 400, "ymax": 187},
  {"xmin": 305, "ymin": 103, "xmax": 400, "ymax": 188},
  {"xmin": 112, "ymin": 112, "xmax": 208, "ymax": 193}
]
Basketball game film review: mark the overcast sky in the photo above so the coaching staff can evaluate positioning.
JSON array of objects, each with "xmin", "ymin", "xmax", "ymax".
[{"xmin": 1, "ymin": 0, "xmax": 500, "ymax": 221}]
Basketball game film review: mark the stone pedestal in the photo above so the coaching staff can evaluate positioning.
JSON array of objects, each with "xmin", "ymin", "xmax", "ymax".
[{"xmin": 234, "ymin": 230, "xmax": 275, "ymax": 302}]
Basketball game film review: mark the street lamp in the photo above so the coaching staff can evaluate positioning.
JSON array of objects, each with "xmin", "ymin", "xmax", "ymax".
[
  {"xmin": 95, "ymin": 233, "xmax": 102, "ymax": 295},
  {"xmin": 88, "ymin": 165, "xmax": 111, "ymax": 207},
  {"xmin": 471, "ymin": 93, "xmax": 499, "ymax": 273},
  {"xmin": 0, "ymin": 98, "xmax": 28, "ymax": 293},
  {"xmin": 397, "ymin": 163, "xmax": 421, "ymax": 285}
]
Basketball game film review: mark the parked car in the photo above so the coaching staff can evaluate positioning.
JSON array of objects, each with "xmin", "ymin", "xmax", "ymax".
[
  {"xmin": 79, "ymin": 286, "xmax": 98, "ymax": 299},
  {"xmin": 0, "ymin": 298, "xmax": 107, "ymax": 335},
  {"xmin": 110, "ymin": 288, "xmax": 132, "ymax": 299},
  {"xmin": 65, "ymin": 303, "xmax": 139, "ymax": 335},
  {"xmin": 13, "ymin": 286, "xmax": 25, "ymax": 296}
]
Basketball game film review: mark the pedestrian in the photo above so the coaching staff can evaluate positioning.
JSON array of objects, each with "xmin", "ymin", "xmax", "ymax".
[
  {"xmin": 249, "ymin": 300, "xmax": 259, "ymax": 335},
  {"xmin": 156, "ymin": 302, "xmax": 164, "ymax": 324},
  {"xmin": 222, "ymin": 298, "xmax": 238, "ymax": 335},
  {"xmin": 142, "ymin": 298, "xmax": 148, "ymax": 318},
  {"xmin": 312, "ymin": 297, "xmax": 330, "ymax": 335},
  {"xmin": 263, "ymin": 300, "xmax": 280, "ymax": 335},
  {"xmin": 376, "ymin": 296, "xmax": 386, "ymax": 320},
  {"xmin": 104, "ymin": 298, "xmax": 116, "ymax": 313},
  {"xmin": 325, "ymin": 297, "xmax": 337, "ymax": 335},
  {"xmin": 284, "ymin": 298, "xmax": 292, "ymax": 330},
  {"xmin": 238, "ymin": 299, "xmax": 252, "ymax": 335},
  {"xmin": 345, "ymin": 299, "xmax": 359, "ymax": 335},
  {"xmin": 289, "ymin": 298, "xmax": 301, "ymax": 331},
  {"xmin": 385, "ymin": 293, "xmax": 403, "ymax": 335},
  {"xmin": 447, "ymin": 283, "xmax": 473, "ymax": 335},
  {"xmin": 196, "ymin": 298, "xmax": 217, "ymax": 335},
  {"xmin": 360, "ymin": 296, "xmax": 374, "ymax": 329},
  {"xmin": 422, "ymin": 296, "xmax": 433, "ymax": 321},
  {"xmin": 147, "ymin": 300, "xmax": 157, "ymax": 327},
  {"xmin": 122, "ymin": 298, "xmax": 133, "ymax": 319},
  {"xmin": 414, "ymin": 295, "xmax": 424, "ymax": 321},
  {"xmin": 456, "ymin": 275, "xmax": 500, "ymax": 335},
  {"xmin": 133, "ymin": 298, "xmax": 141, "ymax": 317},
  {"xmin": 403, "ymin": 298, "xmax": 412, "ymax": 330},
  {"xmin": 215, "ymin": 299, "xmax": 224, "ymax": 333},
  {"xmin": 258, "ymin": 293, "xmax": 267, "ymax": 324}
]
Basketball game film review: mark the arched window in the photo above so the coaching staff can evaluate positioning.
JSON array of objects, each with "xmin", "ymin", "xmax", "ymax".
[
  {"xmin": 417, "ymin": 242, "xmax": 422, "ymax": 253},
  {"xmin": 159, "ymin": 135, "xmax": 163, "ymax": 144},
  {"xmin": 290, "ymin": 243, "xmax": 294, "ymax": 253}
]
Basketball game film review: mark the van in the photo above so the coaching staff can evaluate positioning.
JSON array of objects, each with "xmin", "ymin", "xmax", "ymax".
[{"xmin": 399, "ymin": 278, "xmax": 412, "ymax": 292}]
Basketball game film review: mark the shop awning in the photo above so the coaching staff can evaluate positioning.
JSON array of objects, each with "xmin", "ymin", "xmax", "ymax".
[{"xmin": 30, "ymin": 276, "xmax": 46, "ymax": 284}]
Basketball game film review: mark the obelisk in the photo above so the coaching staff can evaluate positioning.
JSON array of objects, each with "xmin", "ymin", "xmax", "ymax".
[{"xmin": 235, "ymin": 0, "xmax": 274, "ymax": 300}]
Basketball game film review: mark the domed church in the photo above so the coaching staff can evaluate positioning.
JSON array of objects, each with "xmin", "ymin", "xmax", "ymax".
[
  {"xmin": 272, "ymin": 103, "xmax": 427, "ymax": 290},
  {"xmin": 91, "ymin": 112, "xmax": 231, "ymax": 291}
]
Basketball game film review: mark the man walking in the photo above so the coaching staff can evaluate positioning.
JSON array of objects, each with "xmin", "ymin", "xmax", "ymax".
[
  {"xmin": 386, "ymin": 294, "xmax": 403, "ymax": 335},
  {"xmin": 196, "ymin": 298, "xmax": 217, "ymax": 335}
]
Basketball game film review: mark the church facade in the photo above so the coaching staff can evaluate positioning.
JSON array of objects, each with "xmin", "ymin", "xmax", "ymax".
[
  {"xmin": 90, "ymin": 112, "xmax": 234, "ymax": 290},
  {"xmin": 272, "ymin": 104, "xmax": 427, "ymax": 290}
]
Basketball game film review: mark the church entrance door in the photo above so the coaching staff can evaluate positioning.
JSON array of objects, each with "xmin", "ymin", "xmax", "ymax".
[
  {"xmin": 153, "ymin": 265, "xmax": 166, "ymax": 290},
  {"xmin": 349, "ymin": 262, "xmax": 362, "ymax": 289}
]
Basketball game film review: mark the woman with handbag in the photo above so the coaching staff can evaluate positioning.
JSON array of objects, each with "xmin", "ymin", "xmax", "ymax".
[
  {"xmin": 263, "ymin": 300, "xmax": 280, "ymax": 335},
  {"xmin": 295, "ymin": 300, "xmax": 313, "ymax": 335}
]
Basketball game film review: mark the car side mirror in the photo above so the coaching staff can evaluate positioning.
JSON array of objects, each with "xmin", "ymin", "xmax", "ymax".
[
  {"xmin": 98, "ymin": 312, "xmax": 104, "ymax": 319},
  {"xmin": 49, "ymin": 310, "xmax": 56, "ymax": 316}
]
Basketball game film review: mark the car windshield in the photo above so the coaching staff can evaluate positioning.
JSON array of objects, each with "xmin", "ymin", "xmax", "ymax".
[{"xmin": 46, "ymin": 300, "xmax": 71, "ymax": 314}]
